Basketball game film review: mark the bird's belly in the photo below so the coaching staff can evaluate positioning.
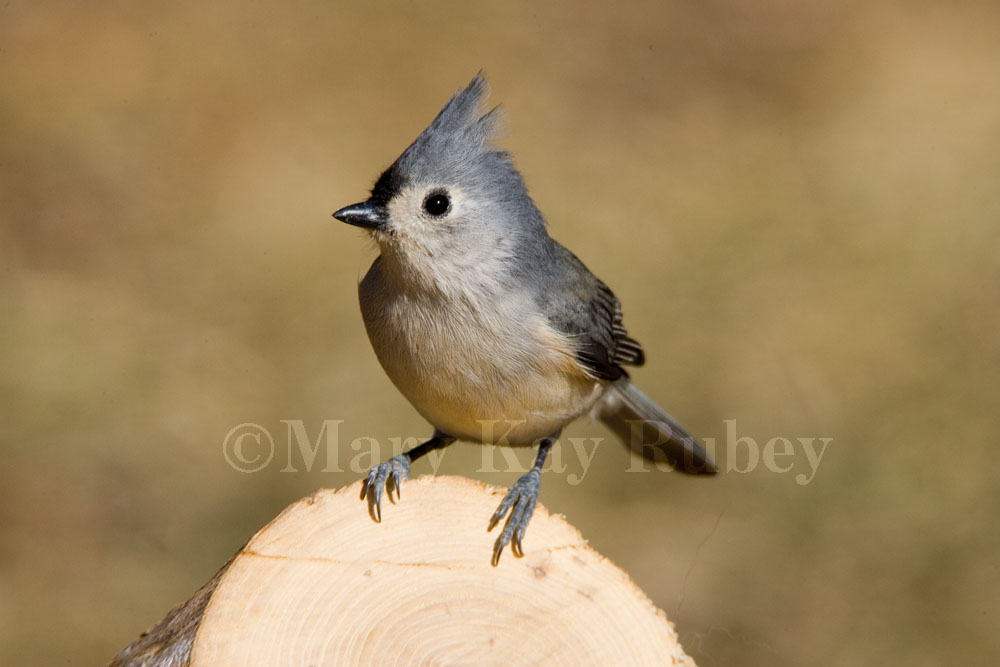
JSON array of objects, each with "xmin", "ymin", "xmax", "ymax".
[{"xmin": 361, "ymin": 287, "xmax": 603, "ymax": 445}]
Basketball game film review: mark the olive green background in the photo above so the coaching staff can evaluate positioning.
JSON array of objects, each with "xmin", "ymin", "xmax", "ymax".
[{"xmin": 2, "ymin": 1, "xmax": 997, "ymax": 664}]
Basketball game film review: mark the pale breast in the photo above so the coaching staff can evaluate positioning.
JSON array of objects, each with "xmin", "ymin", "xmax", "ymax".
[{"xmin": 359, "ymin": 259, "xmax": 604, "ymax": 445}]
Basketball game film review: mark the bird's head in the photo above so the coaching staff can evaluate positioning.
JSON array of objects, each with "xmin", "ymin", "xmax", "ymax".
[{"xmin": 334, "ymin": 74, "xmax": 547, "ymax": 281}]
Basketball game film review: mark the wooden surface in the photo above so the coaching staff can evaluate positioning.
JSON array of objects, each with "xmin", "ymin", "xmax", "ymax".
[{"xmin": 114, "ymin": 475, "xmax": 695, "ymax": 666}]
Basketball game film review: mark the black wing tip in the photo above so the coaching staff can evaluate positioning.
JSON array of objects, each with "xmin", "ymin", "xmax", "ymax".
[{"xmin": 610, "ymin": 336, "xmax": 645, "ymax": 368}]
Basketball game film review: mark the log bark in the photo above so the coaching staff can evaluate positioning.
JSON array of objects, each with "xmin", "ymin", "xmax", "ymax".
[{"xmin": 113, "ymin": 475, "xmax": 695, "ymax": 666}]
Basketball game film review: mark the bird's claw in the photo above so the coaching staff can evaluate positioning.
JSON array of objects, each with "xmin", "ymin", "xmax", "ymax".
[
  {"xmin": 360, "ymin": 455, "xmax": 410, "ymax": 522},
  {"xmin": 488, "ymin": 469, "xmax": 541, "ymax": 566}
]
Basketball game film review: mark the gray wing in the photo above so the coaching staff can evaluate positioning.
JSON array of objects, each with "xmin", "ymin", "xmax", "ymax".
[{"xmin": 541, "ymin": 242, "xmax": 645, "ymax": 381}]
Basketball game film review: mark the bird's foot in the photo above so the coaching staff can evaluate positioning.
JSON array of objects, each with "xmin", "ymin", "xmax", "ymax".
[
  {"xmin": 360, "ymin": 455, "xmax": 410, "ymax": 522},
  {"xmin": 487, "ymin": 469, "xmax": 541, "ymax": 566}
]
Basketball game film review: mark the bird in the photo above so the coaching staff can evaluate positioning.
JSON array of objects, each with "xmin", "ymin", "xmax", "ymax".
[{"xmin": 333, "ymin": 73, "xmax": 715, "ymax": 565}]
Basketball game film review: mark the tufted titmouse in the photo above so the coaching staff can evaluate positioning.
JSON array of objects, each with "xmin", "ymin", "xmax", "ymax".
[{"xmin": 333, "ymin": 74, "xmax": 715, "ymax": 565}]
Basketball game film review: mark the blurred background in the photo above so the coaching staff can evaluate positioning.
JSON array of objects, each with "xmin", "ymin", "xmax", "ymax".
[{"xmin": 2, "ymin": 0, "xmax": 998, "ymax": 664}]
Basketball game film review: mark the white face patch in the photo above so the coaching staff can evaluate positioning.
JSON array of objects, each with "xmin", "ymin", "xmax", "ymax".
[
  {"xmin": 386, "ymin": 184, "xmax": 467, "ymax": 239},
  {"xmin": 380, "ymin": 184, "xmax": 488, "ymax": 286},
  {"xmin": 376, "ymin": 180, "xmax": 517, "ymax": 299}
]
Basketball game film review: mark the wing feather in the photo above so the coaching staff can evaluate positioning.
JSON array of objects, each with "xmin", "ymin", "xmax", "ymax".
[{"xmin": 542, "ymin": 243, "xmax": 645, "ymax": 381}]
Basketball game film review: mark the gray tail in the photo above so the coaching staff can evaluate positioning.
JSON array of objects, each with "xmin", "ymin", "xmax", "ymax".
[{"xmin": 597, "ymin": 379, "xmax": 717, "ymax": 475}]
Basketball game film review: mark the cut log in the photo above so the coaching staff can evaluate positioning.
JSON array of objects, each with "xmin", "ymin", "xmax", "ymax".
[{"xmin": 113, "ymin": 475, "xmax": 695, "ymax": 666}]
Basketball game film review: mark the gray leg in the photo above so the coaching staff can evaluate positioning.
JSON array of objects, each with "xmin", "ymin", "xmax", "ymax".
[
  {"xmin": 361, "ymin": 431, "xmax": 454, "ymax": 522},
  {"xmin": 487, "ymin": 436, "xmax": 556, "ymax": 566}
]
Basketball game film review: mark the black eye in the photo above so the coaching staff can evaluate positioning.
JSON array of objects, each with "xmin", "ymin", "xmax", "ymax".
[{"xmin": 423, "ymin": 191, "xmax": 451, "ymax": 217}]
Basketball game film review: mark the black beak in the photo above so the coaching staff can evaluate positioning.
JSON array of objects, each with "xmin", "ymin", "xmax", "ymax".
[{"xmin": 332, "ymin": 200, "xmax": 387, "ymax": 231}]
